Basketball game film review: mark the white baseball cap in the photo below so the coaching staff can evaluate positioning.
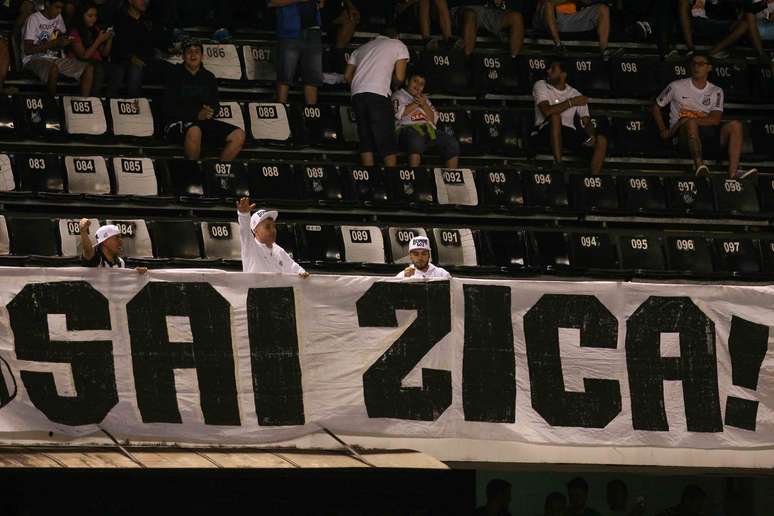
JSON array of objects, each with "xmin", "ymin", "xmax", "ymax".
[
  {"xmin": 409, "ymin": 236, "xmax": 431, "ymax": 252},
  {"xmin": 250, "ymin": 209, "xmax": 278, "ymax": 231},
  {"xmin": 95, "ymin": 224, "xmax": 121, "ymax": 245}
]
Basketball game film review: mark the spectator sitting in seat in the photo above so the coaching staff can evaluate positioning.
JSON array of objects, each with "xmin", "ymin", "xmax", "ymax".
[
  {"xmin": 68, "ymin": 2, "xmax": 114, "ymax": 96},
  {"xmin": 22, "ymin": 0, "xmax": 94, "ymax": 95},
  {"xmin": 448, "ymin": 0, "xmax": 524, "ymax": 59},
  {"xmin": 473, "ymin": 478, "xmax": 511, "ymax": 516},
  {"xmin": 163, "ymin": 39, "xmax": 245, "ymax": 161},
  {"xmin": 533, "ymin": 0, "xmax": 617, "ymax": 61},
  {"xmin": 345, "ymin": 25, "xmax": 410, "ymax": 167},
  {"xmin": 268, "ymin": 0, "xmax": 323, "ymax": 105},
  {"xmin": 395, "ymin": 236, "xmax": 451, "ymax": 279},
  {"xmin": 530, "ymin": 59, "xmax": 608, "ymax": 174},
  {"xmin": 543, "ymin": 491, "xmax": 567, "ymax": 516},
  {"xmin": 79, "ymin": 219, "xmax": 146, "ymax": 272},
  {"xmin": 616, "ymin": 0, "xmax": 680, "ymax": 61},
  {"xmin": 395, "ymin": 0, "xmax": 454, "ymax": 44},
  {"xmin": 651, "ymin": 52, "xmax": 756, "ymax": 178},
  {"xmin": 393, "ymin": 69, "xmax": 460, "ymax": 167}
]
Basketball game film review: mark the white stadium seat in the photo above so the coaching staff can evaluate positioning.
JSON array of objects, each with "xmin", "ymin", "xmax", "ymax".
[
  {"xmin": 432, "ymin": 227, "xmax": 477, "ymax": 266},
  {"xmin": 215, "ymin": 101, "xmax": 246, "ymax": 132},
  {"xmin": 58, "ymin": 218, "xmax": 99, "ymax": 257},
  {"xmin": 112, "ymin": 157, "xmax": 158, "ymax": 196},
  {"xmin": 109, "ymin": 98, "xmax": 154, "ymax": 138},
  {"xmin": 387, "ymin": 227, "xmax": 428, "ymax": 264},
  {"xmin": 65, "ymin": 155, "xmax": 110, "ymax": 194},
  {"xmin": 105, "ymin": 219, "xmax": 153, "ymax": 258},
  {"xmin": 0, "ymin": 154, "xmax": 13, "ymax": 191},
  {"xmin": 0, "ymin": 215, "xmax": 9, "ymax": 255},
  {"xmin": 434, "ymin": 168, "xmax": 478, "ymax": 206},
  {"xmin": 242, "ymin": 45, "xmax": 276, "ymax": 82},
  {"xmin": 202, "ymin": 44, "xmax": 242, "ymax": 80},
  {"xmin": 340, "ymin": 225, "xmax": 386, "ymax": 263},
  {"xmin": 248, "ymin": 102, "xmax": 291, "ymax": 143},
  {"xmin": 201, "ymin": 222, "xmax": 241, "ymax": 260},
  {"xmin": 63, "ymin": 96, "xmax": 107, "ymax": 136}
]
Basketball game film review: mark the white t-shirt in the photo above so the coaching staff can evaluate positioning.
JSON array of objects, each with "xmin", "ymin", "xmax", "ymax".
[
  {"xmin": 395, "ymin": 263, "xmax": 451, "ymax": 280},
  {"xmin": 238, "ymin": 212, "xmax": 306, "ymax": 274},
  {"xmin": 656, "ymin": 78, "xmax": 724, "ymax": 129},
  {"xmin": 392, "ymin": 88, "xmax": 438, "ymax": 128},
  {"xmin": 532, "ymin": 79, "xmax": 589, "ymax": 129},
  {"xmin": 23, "ymin": 11, "xmax": 66, "ymax": 65},
  {"xmin": 348, "ymin": 36, "xmax": 410, "ymax": 98},
  {"xmin": 754, "ymin": 0, "xmax": 774, "ymax": 20}
]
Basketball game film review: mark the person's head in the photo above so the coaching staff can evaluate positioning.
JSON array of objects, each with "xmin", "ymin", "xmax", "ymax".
[
  {"xmin": 567, "ymin": 477, "xmax": 590, "ymax": 511},
  {"xmin": 544, "ymin": 492, "xmax": 567, "ymax": 516},
  {"xmin": 80, "ymin": 2, "xmax": 99, "ymax": 28},
  {"xmin": 485, "ymin": 479, "xmax": 512, "ymax": 510},
  {"xmin": 96, "ymin": 224, "xmax": 123, "ymax": 257},
  {"xmin": 679, "ymin": 485, "xmax": 706, "ymax": 516},
  {"xmin": 405, "ymin": 71, "xmax": 427, "ymax": 97},
  {"xmin": 546, "ymin": 59, "xmax": 568, "ymax": 87},
  {"xmin": 127, "ymin": 0, "xmax": 147, "ymax": 14},
  {"xmin": 44, "ymin": 0, "xmax": 65, "ymax": 18},
  {"xmin": 606, "ymin": 479, "xmax": 628, "ymax": 511},
  {"xmin": 690, "ymin": 52, "xmax": 712, "ymax": 81},
  {"xmin": 408, "ymin": 236, "xmax": 432, "ymax": 270},
  {"xmin": 250, "ymin": 209, "xmax": 279, "ymax": 246},
  {"xmin": 182, "ymin": 40, "xmax": 204, "ymax": 70}
]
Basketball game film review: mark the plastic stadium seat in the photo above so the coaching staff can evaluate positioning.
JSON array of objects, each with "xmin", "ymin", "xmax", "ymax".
[
  {"xmin": 58, "ymin": 218, "xmax": 99, "ymax": 257},
  {"xmin": 214, "ymin": 101, "xmax": 245, "ymax": 132},
  {"xmin": 7, "ymin": 218, "xmax": 59, "ymax": 256},
  {"xmin": 436, "ymin": 108, "xmax": 474, "ymax": 151},
  {"xmin": 248, "ymin": 162, "xmax": 298, "ymax": 202},
  {"xmin": 248, "ymin": 103, "xmax": 291, "ymax": 144},
  {"xmin": 665, "ymin": 235, "xmax": 713, "ymax": 274},
  {"xmin": 16, "ymin": 95, "xmax": 63, "ymax": 137},
  {"xmin": 109, "ymin": 98, "xmax": 154, "ymax": 138},
  {"xmin": 387, "ymin": 227, "xmax": 427, "ymax": 264},
  {"xmin": 200, "ymin": 221, "xmax": 241, "ymax": 260},
  {"xmin": 759, "ymin": 239, "xmax": 774, "ymax": 273},
  {"xmin": 477, "ymin": 168, "xmax": 524, "ymax": 210},
  {"xmin": 758, "ymin": 175, "xmax": 774, "ymax": 213},
  {"xmin": 709, "ymin": 61, "xmax": 749, "ymax": 101},
  {"xmin": 517, "ymin": 54, "xmax": 550, "ymax": 93},
  {"xmin": 65, "ymin": 156, "xmax": 110, "ymax": 195},
  {"xmin": 479, "ymin": 230, "xmax": 526, "ymax": 270},
  {"xmin": 713, "ymin": 237, "xmax": 760, "ymax": 274},
  {"xmin": 571, "ymin": 174, "xmax": 619, "ymax": 212},
  {"xmin": 300, "ymin": 163, "xmax": 343, "ymax": 204},
  {"xmin": 0, "ymin": 95, "xmax": 16, "ymax": 137},
  {"xmin": 611, "ymin": 56, "xmax": 658, "ymax": 98},
  {"xmin": 0, "ymin": 215, "xmax": 9, "ymax": 255},
  {"xmin": 339, "ymin": 105, "xmax": 358, "ymax": 146},
  {"xmin": 100, "ymin": 219, "xmax": 152, "ymax": 258},
  {"xmin": 528, "ymin": 231, "xmax": 570, "ymax": 271},
  {"xmin": 566, "ymin": 56, "xmax": 610, "ymax": 95},
  {"xmin": 242, "ymin": 44, "xmax": 276, "ymax": 82},
  {"xmin": 150, "ymin": 221, "xmax": 202, "ymax": 259},
  {"xmin": 112, "ymin": 157, "xmax": 158, "ymax": 196},
  {"xmin": 523, "ymin": 170, "xmax": 568, "ymax": 211},
  {"xmin": 751, "ymin": 65, "xmax": 774, "ymax": 102},
  {"xmin": 201, "ymin": 160, "xmax": 249, "ymax": 198},
  {"xmin": 420, "ymin": 48, "xmax": 468, "ymax": 94},
  {"xmin": 658, "ymin": 60, "xmax": 690, "ymax": 87},
  {"xmin": 17, "ymin": 154, "xmax": 64, "ymax": 193},
  {"xmin": 568, "ymin": 232, "xmax": 619, "ymax": 271},
  {"xmin": 619, "ymin": 175, "xmax": 667, "ymax": 213},
  {"xmin": 431, "ymin": 228, "xmax": 477, "ymax": 267},
  {"xmin": 0, "ymin": 154, "xmax": 14, "ymax": 192},
  {"xmin": 472, "ymin": 109, "xmax": 521, "ymax": 155},
  {"xmin": 342, "ymin": 166, "xmax": 388, "ymax": 205},
  {"xmin": 434, "ymin": 168, "xmax": 478, "ymax": 207},
  {"xmin": 298, "ymin": 104, "xmax": 340, "ymax": 147},
  {"xmin": 161, "ymin": 160, "xmax": 204, "ymax": 197},
  {"xmin": 618, "ymin": 234, "xmax": 666, "ymax": 272},
  {"xmin": 201, "ymin": 44, "xmax": 242, "ymax": 80},
  {"xmin": 472, "ymin": 53, "xmax": 519, "ymax": 95},
  {"xmin": 711, "ymin": 176, "xmax": 760, "ymax": 215},
  {"xmin": 664, "ymin": 176, "xmax": 714, "ymax": 213},
  {"xmin": 751, "ymin": 120, "xmax": 774, "ymax": 159},
  {"xmin": 63, "ymin": 96, "xmax": 107, "ymax": 136},
  {"xmin": 276, "ymin": 223, "xmax": 298, "ymax": 260},
  {"xmin": 297, "ymin": 224, "xmax": 343, "ymax": 263},
  {"xmin": 384, "ymin": 166, "xmax": 435, "ymax": 206},
  {"xmin": 610, "ymin": 115, "xmax": 662, "ymax": 156},
  {"xmin": 340, "ymin": 225, "xmax": 386, "ymax": 264}
]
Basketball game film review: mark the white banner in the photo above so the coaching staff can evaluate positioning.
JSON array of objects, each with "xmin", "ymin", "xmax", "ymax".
[{"xmin": 0, "ymin": 268, "xmax": 772, "ymax": 452}]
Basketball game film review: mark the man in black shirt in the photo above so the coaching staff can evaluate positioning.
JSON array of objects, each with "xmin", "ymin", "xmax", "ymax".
[
  {"xmin": 79, "ymin": 219, "xmax": 125, "ymax": 268},
  {"xmin": 163, "ymin": 39, "xmax": 245, "ymax": 161}
]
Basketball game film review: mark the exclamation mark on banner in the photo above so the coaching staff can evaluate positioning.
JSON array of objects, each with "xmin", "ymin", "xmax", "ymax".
[{"xmin": 724, "ymin": 316, "xmax": 769, "ymax": 431}]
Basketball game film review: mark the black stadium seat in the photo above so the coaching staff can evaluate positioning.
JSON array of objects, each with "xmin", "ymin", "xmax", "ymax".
[
  {"xmin": 665, "ymin": 235, "xmax": 714, "ymax": 275},
  {"xmin": 435, "ymin": 108, "xmax": 474, "ymax": 153},
  {"xmin": 17, "ymin": 95, "xmax": 63, "ymax": 138},
  {"xmin": 713, "ymin": 237, "xmax": 760, "ymax": 275},
  {"xmin": 709, "ymin": 61, "xmax": 749, "ymax": 102},
  {"xmin": 472, "ymin": 109, "xmax": 521, "ymax": 155},
  {"xmin": 517, "ymin": 54, "xmax": 550, "ymax": 93},
  {"xmin": 16, "ymin": 154, "xmax": 65, "ymax": 193},
  {"xmin": 610, "ymin": 115, "xmax": 662, "ymax": 157},
  {"xmin": 298, "ymin": 104, "xmax": 340, "ymax": 147},
  {"xmin": 297, "ymin": 224, "xmax": 343, "ymax": 264},
  {"xmin": 523, "ymin": 170, "xmax": 568, "ymax": 211},
  {"xmin": 611, "ymin": 56, "xmax": 658, "ymax": 98},
  {"xmin": 618, "ymin": 234, "xmax": 666, "ymax": 272},
  {"xmin": 566, "ymin": 56, "xmax": 610, "ymax": 95},
  {"xmin": 477, "ymin": 168, "xmax": 524, "ymax": 211},
  {"xmin": 0, "ymin": 95, "xmax": 17, "ymax": 138},
  {"xmin": 664, "ymin": 176, "xmax": 714, "ymax": 214},
  {"xmin": 751, "ymin": 120, "xmax": 774, "ymax": 159},
  {"xmin": 201, "ymin": 160, "xmax": 249, "ymax": 199},
  {"xmin": 571, "ymin": 174, "xmax": 619, "ymax": 212},
  {"xmin": 471, "ymin": 53, "xmax": 519, "ymax": 95},
  {"xmin": 758, "ymin": 175, "xmax": 774, "ymax": 213},
  {"xmin": 619, "ymin": 175, "xmax": 667, "ymax": 213},
  {"xmin": 341, "ymin": 166, "xmax": 388, "ymax": 205},
  {"xmin": 479, "ymin": 230, "xmax": 527, "ymax": 271},
  {"xmin": 276, "ymin": 223, "xmax": 298, "ymax": 260},
  {"xmin": 150, "ymin": 221, "xmax": 202, "ymax": 259},
  {"xmin": 248, "ymin": 162, "xmax": 299, "ymax": 202},
  {"xmin": 528, "ymin": 231, "xmax": 570, "ymax": 271},
  {"xmin": 751, "ymin": 65, "xmax": 774, "ymax": 102},
  {"xmin": 300, "ymin": 163, "xmax": 343, "ymax": 204},
  {"xmin": 568, "ymin": 232, "xmax": 619, "ymax": 271},
  {"xmin": 421, "ymin": 48, "xmax": 468, "ymax": 95},
  {"xmin": 161, "ymin": 160, "xmax": 204, "ymax": 197},
  {"xmin": 711, "ymin": 176, "xmax": 760, "ymax": 215},
  {"xmin": 384, "ymin": 166, "xmax": 436, "ymax": 207},
  {"xmin": 7, "ymin": 218, "xmax": 59, "ymax": 256},
  {"xmin": 658, "ymin": 60, "xmax": 690, "ymax": 87},
  {"xmin": 759, "ymin": 239, "xmax": 774, "ymax": 273}
]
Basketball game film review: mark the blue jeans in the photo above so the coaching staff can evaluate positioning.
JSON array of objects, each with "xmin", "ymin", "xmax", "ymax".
[
  {"xmin": 759, "ymin": 20, "xmax": 774, "ymax": 41},
  {"xmin": 276, "ymin": 28, "xmax": 323, "ymax": 86},
  {"xmin": 398, "ymin": 126, "xmax": 460, "ymax": 162}
]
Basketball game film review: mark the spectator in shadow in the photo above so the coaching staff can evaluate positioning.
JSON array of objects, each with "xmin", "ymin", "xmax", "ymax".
[
  {"xmin": 566, "ymin": 477, "xmax": 602, "ymax": 516},
  {"xmin": 543, "ymin": 491, "xmax": 566, "ymax": 516},
  {"xmin": 68, "ymin": 1, "xmax": 115, "ymax": 96},
  {"xmin": 449, "ymin": 0, "xmax": 524, "ymax": 59},
  {"xmin": 534, "ymin": 0, "xmax": 618, "ymax": 61},
  {"xmin": 473, "ymin": 478, "xmax": 512, "ymax": 516},
  {"xmin": 607, "ymin": 479, "xmax": 646, "ymax": 516},
  {"xmin": 656, "ymin": 485, "xmax": 707, "ymax": 516},
  {"xmin": 615, "ymin": 0, "xmax": 680, "ymax": 60}
]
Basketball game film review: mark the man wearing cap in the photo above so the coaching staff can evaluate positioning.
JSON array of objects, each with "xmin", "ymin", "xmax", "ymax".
[
  {"xmin": 163, "ymin": 39, "xmax": 246, "ymax": 162},
  {"xmin": 237, "ymin": 197, "xmax": 309, "ymax": 277},
  {"xmin": 395, "ymin": 236, "xmax": 451, "ymax": 279},
  {"xmin": 79, "ymin": 218, "xmax": 146, "ymax": 273}
]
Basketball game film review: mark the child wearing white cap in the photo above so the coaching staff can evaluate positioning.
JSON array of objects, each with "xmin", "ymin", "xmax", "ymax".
[
  {"xmin": 79, "ymin": 218, "xmax": 126, "ymax": 268},
  {"xmin": 395, "ymin": 236, "xmax": 451, "ymax": 279},
  {"xmin": 236, "ymin": 197, "xmax": 309, "ymax": 277}
]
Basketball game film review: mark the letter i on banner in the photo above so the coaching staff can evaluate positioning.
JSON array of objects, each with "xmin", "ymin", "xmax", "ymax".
[{"xmin": 725, "ymin": 316, "xmax": 770, "ymax": 431}]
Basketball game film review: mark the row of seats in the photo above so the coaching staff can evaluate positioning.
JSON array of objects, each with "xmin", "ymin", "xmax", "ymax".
[
  {"xmin": 3, "ymin": 156, "xmax": 773, "ymax": 217},
  {"xmin": 1, "ymin": 215, "xmax": 772, "ymax": 278}
]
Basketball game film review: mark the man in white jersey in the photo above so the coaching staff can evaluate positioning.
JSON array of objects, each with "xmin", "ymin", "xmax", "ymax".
[
  {"xmin": 530, "ymin": 59, "xmax": 608, "ymax": 174},
  {"xmin": 651, "ymin": 52, "xmax": 756, "ymax": 179},
  {"xmin": 236, "ymin": 197, "xmax": 309, "ymax": 277},
  {"xmin": 395, "ymin": 236, "xmax": 451, "ymax": 279}
]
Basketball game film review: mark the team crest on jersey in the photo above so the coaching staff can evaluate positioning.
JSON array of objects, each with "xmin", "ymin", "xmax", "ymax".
[{"xmin": 702, "ymin": 96, "xmax": 712, "ymax": 106}]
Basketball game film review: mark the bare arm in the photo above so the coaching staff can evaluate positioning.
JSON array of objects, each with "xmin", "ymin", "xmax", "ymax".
[
  {"xmin": 392, "ymin": 58, "xmax": 408, "ymax": 91},
  {"xmin": 72, "ymin": 32, "xmax": 109, "ymax": 60},
  {"xmin": 79, "ymin": 218, "xmax": 95, "ymax": 260},
  {"xmin": 24, "ymin": 38, "xmax": 61, "ymax": 55},
  {"xmin": 537, "ymin": 96, "xmax": 587, "ymax": 118},
  {"xmin": 344, "ymin": 63, "xmax": 356, "ymax": 83},
  {"xmin": 580, "ymin": 116, "xmax": 596, "ymax": 138}
]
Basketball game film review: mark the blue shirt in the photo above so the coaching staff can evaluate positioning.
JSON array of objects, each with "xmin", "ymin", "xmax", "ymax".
[{"xmin": 270, "ymin": 0, "xmax": 321, "ymax": 39}]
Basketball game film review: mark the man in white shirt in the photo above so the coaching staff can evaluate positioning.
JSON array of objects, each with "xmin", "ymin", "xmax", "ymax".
[
  {"xmin": 395, "ymin": 236, "xmax": 451, "ymax": 280},
  {"xmin": 236, "ymin": 197, "xmax": 309, "ymax": 277},
  {"xmin": 530, "ymin": 59, "xmax": 608, "ymax": 174},
  {"xmin": 651, "ymin": 52, "xmax": 755, "ymax": 178},
  {"xmin": 344, "ymin": 26, "xmax": 410, "ymax": 167}
]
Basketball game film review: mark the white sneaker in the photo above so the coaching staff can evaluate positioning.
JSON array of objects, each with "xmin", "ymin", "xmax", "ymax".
[
  {"xmin": 695, "ymin": 164, "xmax": 710, "ymax": 177},
  {"xmin": 735, "ymin": 168, "xmax": 758, "ymax": 179}
]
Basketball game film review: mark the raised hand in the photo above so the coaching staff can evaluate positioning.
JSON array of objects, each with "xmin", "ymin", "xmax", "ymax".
[{"xmin": 237, "ymin": 197, "xmax": 256, "ymax": 213}]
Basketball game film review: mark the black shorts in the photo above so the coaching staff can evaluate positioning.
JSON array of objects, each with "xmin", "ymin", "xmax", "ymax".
[
  {"xmin": 530, "ymin": 123, "xmax": 590, "ymax": 152},
  {"xmin": 352, "ymin": 92, "xmax": 398, "ymax": 157},
  {"xmin": 165, "ymin": 119, "xmax": 239, "ymax": 147}
]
